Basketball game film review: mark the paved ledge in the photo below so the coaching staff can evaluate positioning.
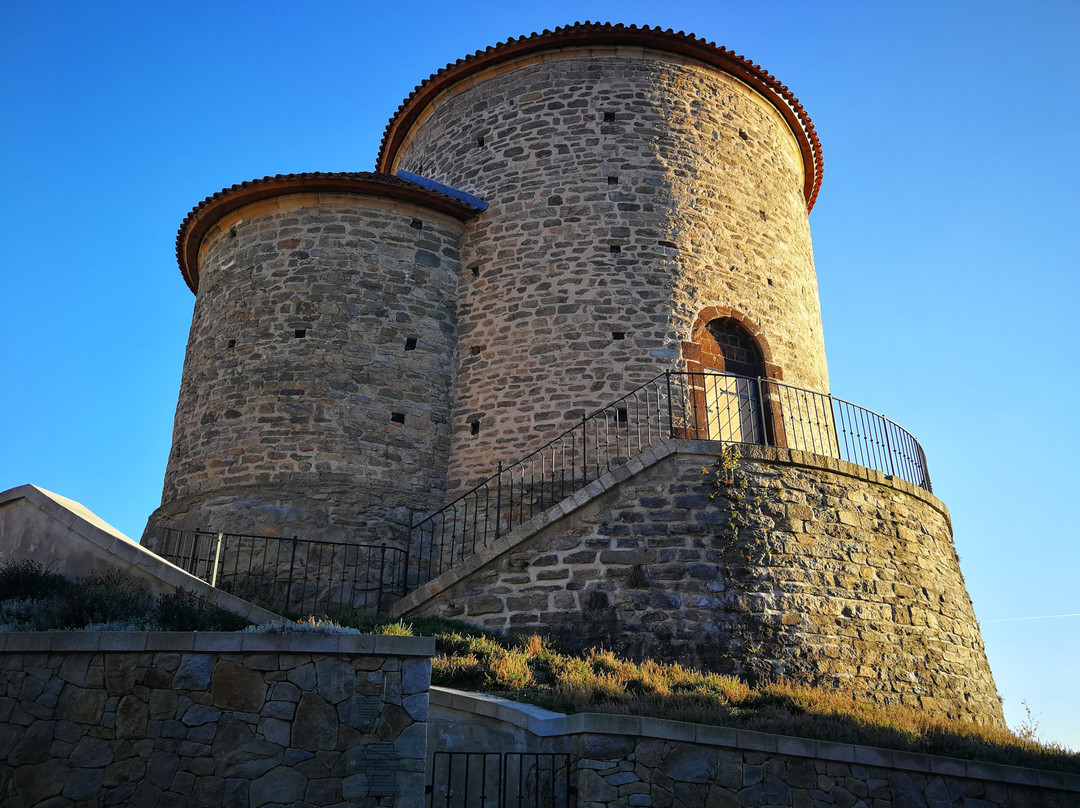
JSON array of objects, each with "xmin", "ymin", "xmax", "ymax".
[
  {"xmin": 0, "ymin": 631, "xmax": 435, "ymax": 657},
  {"xmin": 431, "ymin": 687, "xmax": 1080, "ymax": 793}
]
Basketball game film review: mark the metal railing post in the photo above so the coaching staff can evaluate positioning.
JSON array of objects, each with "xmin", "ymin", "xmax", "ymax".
[
  {"xmin": 284, "ymin": 536, "xmax": 298, "ymax": 609},
  {"xmin": 495, "ymin": 462, "xmax": 503, "ymax": 540},
  {"xmin": 882, "ymin": 418, "xmax": 897, "ymax": 477},
  {"xmin": 827, "ymin": 393, "xmax": 840, "ymax": 459},
  {"xmin": 210, "ymin": 532, "xmax": 224, "ymax": 588},
  {"xmin": 581, "ymin": 415, "xmax": 588, "ymax": 485},
  {"xmin": 377, "ymin": 544, "xmax": 387, "ymax": 614},
  {"xmin": 187, "ymin": 531, "xmax": 201, "ymax": 577},
  {"xmin": 665, "ymin": 371, "xmax": 674, "ymax": 437},
  {"xmin": 756, "ymin": 377, "xmax": 768, "ymax": 445},
  {"xmin": 404, "ymin": 512, "xmax": 413, "ymax": 593}
]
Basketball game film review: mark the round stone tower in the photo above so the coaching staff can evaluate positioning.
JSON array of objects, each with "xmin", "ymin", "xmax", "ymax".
[
  {"xmin": 144, "ymin": 23, "xmax": 1004, "ymax": 728},
  {"xmin": 377, "ymin": 24, "xmax": 826, "ymax": 490},
  {"xmin": 145, "ymin": 173, "xmax": 477, "ymax": 544}
]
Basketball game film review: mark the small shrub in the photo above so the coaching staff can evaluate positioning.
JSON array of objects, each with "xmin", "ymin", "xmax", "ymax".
[
  {"xmin": 488, "ymin": 652, "xmax": 533, "ymax": 690},
  {"xmin": 432, "ymin": 653, "xmax": 485, "ymax": 688},
  {"xmin": 59, "ymin": 569, "xmax": 154, "ymax": 629},
  {"xmin": 0, "ymin": 560, "xmax": 73, "ymax": 601},
  {"xmin": 154, "ymin": 589, "xmax": 250, "ymax": 631},
  {"xmin": 244, "ymin": 617, "xmax": 360, "ymax": 635}
]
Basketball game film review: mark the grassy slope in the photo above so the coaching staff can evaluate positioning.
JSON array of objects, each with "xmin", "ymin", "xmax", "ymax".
[{"xmin": 349, "ymin": 616, "xmax": 1080, "ymax": 776}]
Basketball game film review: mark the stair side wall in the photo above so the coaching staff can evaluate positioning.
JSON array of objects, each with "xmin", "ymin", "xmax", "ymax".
[{"xmin": 404, "ymin": 448, "xmax": 1004, "ymax": 728}]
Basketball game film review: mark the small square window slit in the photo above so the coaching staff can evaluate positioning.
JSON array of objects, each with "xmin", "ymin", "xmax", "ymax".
[{"xmin": 391, "ymin": 412, "xmax": 405, "ymax": 425}]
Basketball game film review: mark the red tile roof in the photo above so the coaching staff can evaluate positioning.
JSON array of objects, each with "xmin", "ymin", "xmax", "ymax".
[
  {"xmin": 375, "ymin": 21, "xmax": 824, "ymax": 211},
  {"xmin": 175, "ymin": 172, "xmax": 479, "ymax": 293}
]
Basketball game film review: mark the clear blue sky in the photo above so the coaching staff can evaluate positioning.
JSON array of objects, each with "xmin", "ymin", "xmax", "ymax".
[{"xmin": 2, "ymin": 1, "xmax": 1077, "ymax": 749}]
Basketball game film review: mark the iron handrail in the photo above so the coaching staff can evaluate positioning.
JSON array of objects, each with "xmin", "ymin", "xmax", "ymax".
[
  {"xmin": 153, "ymin": 527, "xmax": 407, "ymax": 617},
  {"xmin": 408, "ymin": 371, "xmax": 930, "ymax": 586}
]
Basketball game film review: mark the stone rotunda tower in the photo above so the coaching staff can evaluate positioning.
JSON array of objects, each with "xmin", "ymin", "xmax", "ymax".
[{"xmin": 146, "ymin": 23, "xmax": 1004, "ymax": 727}]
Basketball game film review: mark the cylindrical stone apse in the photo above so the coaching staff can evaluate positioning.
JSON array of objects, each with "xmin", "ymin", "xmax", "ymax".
[
  {"xmin": 144, "ymin": 174, "xmax": 477, "ymax": 547},
  {"xmin": 377, "ymin": 25, "xmax": 827, "ymax": 489}
]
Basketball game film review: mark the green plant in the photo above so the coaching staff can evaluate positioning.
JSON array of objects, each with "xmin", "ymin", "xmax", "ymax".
[
  {"xmin": 1013, "ymin": 700, "xmax": 1041, "ymax": 743},
  {"xmin": 0, "ymin": 559, "xmax": 73, "ymax": 601},
  {"xmin": 378, "ymin": 619, "xmax": 415, "ymax": 636},
  {"xmin": 625, "ymin": 564, "xmax": 647, "ymax": 588},
  {"xmin": 58, "ymin": 569, "xmax": 154, "ymax": 629},
  {"xmin": 0, "ymin": 562, "xmax": 253, "ymax": 632},
  {"xmin": 154, "ymin": 589, "xmax": 250, "ymax": 631}
]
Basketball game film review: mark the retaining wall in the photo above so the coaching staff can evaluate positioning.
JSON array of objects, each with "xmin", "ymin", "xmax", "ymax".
[
  {"xmin": 398, "ymin": 440, "xmax": 1003, "ymax": 727},
  {"xmin": 0, "ymin": 632, "xmax": 433, "ymax": 807},
  {"xmin": 0, "ymin": 484, "xmax": 280, "ymax": 626},
  {"xmin": 430, "ymin": 687, "xmax": 1080, "ymax": 808}
]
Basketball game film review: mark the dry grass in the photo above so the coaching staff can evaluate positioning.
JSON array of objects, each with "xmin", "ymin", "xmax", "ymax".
[{"xmin": 392, "ymin": 621, "xmax": 1080, "ymax": 775}]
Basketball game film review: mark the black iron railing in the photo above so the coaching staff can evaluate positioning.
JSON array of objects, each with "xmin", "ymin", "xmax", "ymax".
[
  {"xmin": 427, "ymin": 752, "xmax": 575, "ymax": 808},
  {"xmin": 409, "ymin": 371, "xmax": 930, "ymax": 586},
  {"xmin": 153, "ymin": 528, "xmax": 407, "ymax": 617}
]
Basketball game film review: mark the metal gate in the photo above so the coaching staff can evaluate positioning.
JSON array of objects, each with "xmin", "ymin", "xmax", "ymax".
[{"xmin": 427, "ymin": 752, "xmax": 575, "ymax": 807}]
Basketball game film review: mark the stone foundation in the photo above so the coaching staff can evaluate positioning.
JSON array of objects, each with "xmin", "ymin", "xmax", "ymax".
[
  {"xmin": 400, "ymin": 441, "xmax": 1003, "ymax": 727},
  {"xmin": 0, "ymin": 632, "xmax": 432, "ymax": 807}
]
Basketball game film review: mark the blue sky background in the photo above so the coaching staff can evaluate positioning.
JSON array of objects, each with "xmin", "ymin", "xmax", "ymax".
[{"xmin": 2, "ymin": 1, "xmax": 1077, "ymax": 748}]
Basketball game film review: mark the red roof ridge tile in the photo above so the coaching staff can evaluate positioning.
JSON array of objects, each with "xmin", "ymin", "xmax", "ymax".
[
  {"xmin": 374, "ymin": 21, "xmax": 823, "ymax": 211},
  {"xmin": 175, "ymin": 171, "xmax": 478, "ymax": 293}
]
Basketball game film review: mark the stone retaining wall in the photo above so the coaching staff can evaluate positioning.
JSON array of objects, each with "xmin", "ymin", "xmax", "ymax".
[
  {"xmin": 401, "ymin": 441, "xmax": 1003, "ymax": 727},
  {"xmin": 430, "ymin": 687, "xmax": 1080, "ymax": 808},
  {"xmin": 0, "ymin": 632, "xmax": 433, "ymax": 807}
]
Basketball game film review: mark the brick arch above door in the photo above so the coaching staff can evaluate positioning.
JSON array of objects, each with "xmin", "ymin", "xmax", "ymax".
[{"xmin": 681, "ymin": 306, "xmax": 783, "ymax": 381}]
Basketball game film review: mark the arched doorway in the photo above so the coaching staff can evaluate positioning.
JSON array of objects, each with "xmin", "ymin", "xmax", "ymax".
[{"xmin": 682, "ymin": 309, "xmax": 779, "ymax": 444}]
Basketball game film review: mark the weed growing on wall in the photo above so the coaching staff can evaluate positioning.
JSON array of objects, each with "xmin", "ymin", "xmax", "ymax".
[{"xmin": 703, "ymin": 445, "xmax": 770, "ymax": 565}]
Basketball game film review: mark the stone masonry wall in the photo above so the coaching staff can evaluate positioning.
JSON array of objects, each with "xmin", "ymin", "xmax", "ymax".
[
  {"xmin": 406, "ymin": 444, "xmax": 1003, "ymax": 727},
  {"xmin": 148, "ymin": 194, "xmax": 464, "ymax": 547},
  {"xmin": 0, "ymin": 632, "xmax": 433, "ymax": 808},
  {"xmin": 392, "ymin": 50, "xmax": 828, "ymax": 490},
  {"xmin": 429, "ymin": 690, "xmax": 1080, "ymax": 808},
  {"xmin": 575, "ymin": 731, "xmax": 1079, "ymax": 808}
]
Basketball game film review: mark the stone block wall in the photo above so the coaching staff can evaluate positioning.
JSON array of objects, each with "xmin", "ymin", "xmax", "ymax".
[
  {"xmin": 403, "ymin": 441, "xmax": 1003, "ymax": 727},
  {"xmin": 429, "ymin": 688, "xmax": 1080, "ymax": 808},
  {"xmin": 149, "ymin": 193, "xmax": 466, "ymax": 547},
  {"xmin": 390, "ymin": 50, "xmax": 828, "ymax": 490},
  {"xmin": 574, "ymin": 730, "xmax": 1080, "ymax": 808},
  {"xmin": 0, "ymin": 632, "xmax": 433, "ymax": 807}
]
